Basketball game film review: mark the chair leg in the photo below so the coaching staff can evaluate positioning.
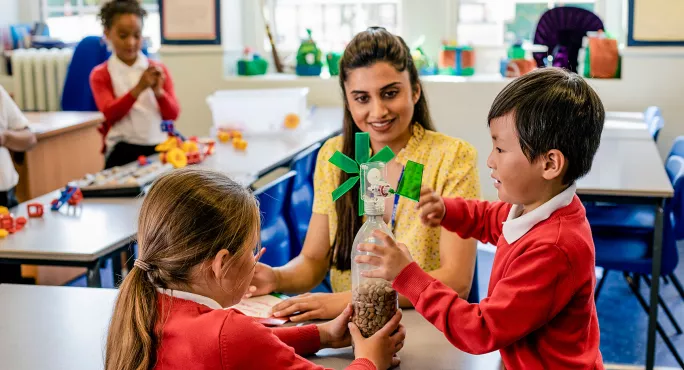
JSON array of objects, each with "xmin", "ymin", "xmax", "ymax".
[
  {"xmin": 663, "ymin": 275, "xmax": 670, "ymax": 285},
  {"xmin": 670, "ymin": 273, "xmax": 684, "ymax": 300},
  {"xmin": 595, "ymin": 269, "xmax": 609, "ymax": 302},
  {"xmin": 642, "ymin": 275, "xmax": 683, "ymax": 335},
  {"xmin": 624, "ymin": 274, "xmax": 684, "ymax": 368}
]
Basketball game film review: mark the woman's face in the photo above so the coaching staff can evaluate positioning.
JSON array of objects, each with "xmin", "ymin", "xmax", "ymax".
[{"xmin": 344, "ymin": 62, "xmax": 420, "ymax": 148}]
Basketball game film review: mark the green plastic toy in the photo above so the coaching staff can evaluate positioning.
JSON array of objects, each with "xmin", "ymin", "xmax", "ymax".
[
  {"xmin": 328, "ymin": 132, "xmax": 424, "ymax": 216},
  {"xmin": 296, "ymin": 29, "xmax": 323, "ymax": 76}
]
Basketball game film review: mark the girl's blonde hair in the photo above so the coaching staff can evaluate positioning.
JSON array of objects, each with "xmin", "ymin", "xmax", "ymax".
[{"xmin": 105, "ymin": 168, "xmax": 260, "ymax": 370}]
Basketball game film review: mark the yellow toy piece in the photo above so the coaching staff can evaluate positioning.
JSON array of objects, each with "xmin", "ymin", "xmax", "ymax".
[
  {"xmin": 284, "ymin": 113, "xmax": 300, "ymax": 129},
  {"xmin": 233, "ymin": 138, "xmax": 248, "ymax": 151},
  {"xmin": 167, "ymin": 148, "xmax": 188, "ymax": 168},
  {"xmin": 231, "ymin": 131, "xmax": 242, "ymax": 139},
  {"xmin": 0, "ymin": 229, "xmax": 8, "ymax": 238},
  {"xmin": 0, "ymin": 206, "xmax": 8, "ymax": 216},
  {"xmin": 155, "ymin": 137, "xmax": 179, "ymax": 152},
  {"xmin": 182, "ymin": 141, "xmax": 199, "ymax": 153},
  {"xmin": 218, "ymin": 131, "xmax": 231, "ymax": 143}
]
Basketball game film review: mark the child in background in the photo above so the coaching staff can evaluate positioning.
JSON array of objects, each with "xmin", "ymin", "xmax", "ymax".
[
  {"xmin": 90, "ymin": 0, "xmax": 179, "ymax": 169},
  {"xmin": 105, "ymin": 168, "xmax": 405, "ymax": 370},
  {"xmin": 355, "ymin": 68, "xmax": 605, "ymax": 369},
  {"xmin": 0, "ymin": 84, "xmax": 36, "ymax": 283}
]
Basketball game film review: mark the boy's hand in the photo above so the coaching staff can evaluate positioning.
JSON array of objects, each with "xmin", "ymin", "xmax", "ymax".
[
  {"xmin": 317, "ymin": 303, "xmax": 353, "ymax": 349},
  {"xmin": 355, "ymin": 231, "xmax": 413, "ymax": 282},
  {"xmin": 417, "ymin": 187, "xmax": 445, "ymax": 227}
]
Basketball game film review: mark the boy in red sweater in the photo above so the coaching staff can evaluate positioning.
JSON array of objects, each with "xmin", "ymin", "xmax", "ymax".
[{"xmin": 356, "ymin": 68, "xmax": 605, "ymax": 369}]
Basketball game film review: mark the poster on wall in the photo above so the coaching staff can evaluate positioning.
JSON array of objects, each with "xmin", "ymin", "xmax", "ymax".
[
  {"xmin": 160, "ymin": 0, "xmax": 221, "ymax": 45},
  {"xmin": 628, "ymin": 0, "xmax": 684, "ymax": 46}
]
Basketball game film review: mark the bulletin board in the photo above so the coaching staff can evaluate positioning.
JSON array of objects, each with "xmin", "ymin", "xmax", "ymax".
[
  {"xmin": 628, "ymin": 0, "xmax": 684, "ymax": 46},
  {"xmin": 159, "ymin": 0, "xmax": 221, "ymax": 45}
]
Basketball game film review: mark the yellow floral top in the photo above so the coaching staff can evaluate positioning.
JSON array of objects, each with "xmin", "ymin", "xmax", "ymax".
[{"xmin": 312, "ymin": 124, "xmax": 481, "ymax": 292}]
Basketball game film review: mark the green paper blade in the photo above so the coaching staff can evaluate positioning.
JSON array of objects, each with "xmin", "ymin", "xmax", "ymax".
[
  {"xmin": 355, "ymin": 132, "xmax": 370, "ymax": 164},
  {"xmin": 358, "ymin": 193, "xmax": 365, "ymax": 216},
  {"xmin": 369, "ymin": 146, "xmax": 395, "ymax": 163},
  {"xmin": 329, "ymin": 151, "xmax": 359, "ymax": 174},
  {"xmin": 332, "ymin": 176, "xmax": 359, "ymax": 201},
  {"xmin": 396, "ymin": 161, "xmax": 424, "ymax": 201}
]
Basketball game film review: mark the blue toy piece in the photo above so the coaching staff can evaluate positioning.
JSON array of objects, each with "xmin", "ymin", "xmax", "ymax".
[
  {"xmin": 51, "ymin": 185, "xmax": 80, "ymax": 211},
  {"xmin": 160, "ymin": 120, "xmax": 186, "ymax": 142}
]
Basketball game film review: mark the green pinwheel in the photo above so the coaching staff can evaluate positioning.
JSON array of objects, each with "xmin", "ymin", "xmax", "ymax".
[{"xmin": 328, "ymin": 132, "xmax": 425, "ymax": 216}]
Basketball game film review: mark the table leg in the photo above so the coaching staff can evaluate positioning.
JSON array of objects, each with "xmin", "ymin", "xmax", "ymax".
[
  {"xmin": 86, "ymin": 259, "xmax": 102, "ymax": 288},
  {"xmin": 645, "ymin": 199, "xmax": 664, "ymax": 370}
]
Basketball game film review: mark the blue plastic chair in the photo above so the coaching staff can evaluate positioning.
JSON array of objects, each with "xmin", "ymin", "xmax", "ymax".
[
  {"xmin": 255, "ymin": 171, "xmax": 296, "ymax": 268},
  {"xmin": 585, "ymin": 135, "xmax": 680, "ymax": 233},
  {"xmin": 593, "ymin": 155, "xmax": 684, "ymax": 368},
  {"xmin": 61, "ymin": 36, "xmax": 111, "ymax": 111},
  {"xmin": 287, "ymin": 143, "xmax": 321, "ymax": 257},
  {"xmin": 649, "ymin": 115, "xmax": 665, "ymax": 142},
  {"xmin": 668, "ymin": 136, "xmax": 684, "ymax": 159}
]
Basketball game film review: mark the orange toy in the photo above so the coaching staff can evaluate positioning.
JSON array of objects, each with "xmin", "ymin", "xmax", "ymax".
[
  {"xmin": 233, "ymin": 138, "xmax": 248, "ymax": 151},
  {"xmin": 218, "ymin": 131, "xmax": 231, "ymax": 143},
  {"xmin": 67, "ymin": 189, "xmax": 83, "ymax": 206},
  {"xmin": 182, "ymin": 141, "xmax": 199, "ymax": 153},
  {"xmin": 284, "ymin": 113, "xmax": 300, "ymax": 129}
]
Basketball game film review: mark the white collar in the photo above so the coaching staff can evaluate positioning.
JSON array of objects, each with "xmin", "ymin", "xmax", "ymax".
[
  {"xmin": 502, "ymin": 183, "xmax": 577, "ymax": 244},
  {"xmin": 156, "ymin": 288, "xmax": 223, "ymax": 310},
  {"xmin": 108, "ymin": 52, "xmax": 149, "ymax": 71}
]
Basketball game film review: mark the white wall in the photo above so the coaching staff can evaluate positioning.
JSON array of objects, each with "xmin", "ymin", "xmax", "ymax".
[{"xmin": 0, "ymin": 0, "xmax": 19, "ymax": 26}]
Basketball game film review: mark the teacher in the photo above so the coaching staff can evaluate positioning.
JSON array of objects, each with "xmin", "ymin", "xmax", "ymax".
[{"xmin": 249, "ymin": 27, "xmax": 481, "ymax": 322}]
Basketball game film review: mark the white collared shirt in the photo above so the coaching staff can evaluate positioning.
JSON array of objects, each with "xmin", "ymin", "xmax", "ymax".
[
  {"xmin": 105, "ymin": 52, "xmax": 166, "ymax": 151},
  {"xmin": 0, "ymin": 85, "xmax": 29, "ymax": 191},
  {"xmin": 156, "ymin": 287, "xmax": 224, "ymax": 310},
  {"xmin": 502, "ymin": 183, "xmax": 577, "ymax": 244}
]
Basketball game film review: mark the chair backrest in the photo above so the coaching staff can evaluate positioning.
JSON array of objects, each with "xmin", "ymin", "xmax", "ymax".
[
  {"xmin": 61, "ymin": 36, "xmax": 110, "ymax": 111},
  {"xmin": 648, "ymin": 116, "xmax": 665, "ymax": 142},
  {"xmin": 644, "ymin": 106, "xmax": 661, "ymax": 124},
  {"xmin": 254, "ymin": 171, "xmax": 296, "ymax": 268},
  {"xmin": 668, "ymin": 136, "xmax": 684, "ymax": 159},
  {"xmin": 666, "ymin": 155, "xmax": 684, "ymax": 241},
  {"xmin": 287, "ymin": 143, "xmax": 322, "ymax": 256}
]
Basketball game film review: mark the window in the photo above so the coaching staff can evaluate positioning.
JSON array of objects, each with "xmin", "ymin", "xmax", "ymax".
[
  {"xmin": 264, "ymin": 0, "xmax": 401, "ymax": 52},
  {"xmin": 43, "ymin": 0, "xmax": 160, "ymax": 51},
  {"xmin": 456, "ymin": 0, "xmax": 596, "ymax": 46}
]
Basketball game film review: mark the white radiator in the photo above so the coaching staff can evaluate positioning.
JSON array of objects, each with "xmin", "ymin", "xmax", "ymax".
[{"xmin": 11, "ymin": 48, "xmax": 73, "ymax": 112}]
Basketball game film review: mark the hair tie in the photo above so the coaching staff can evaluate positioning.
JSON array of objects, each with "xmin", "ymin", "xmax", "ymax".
[{"xmin": 133, "ymin": 259, "xmax": 152, "ymax": 272}]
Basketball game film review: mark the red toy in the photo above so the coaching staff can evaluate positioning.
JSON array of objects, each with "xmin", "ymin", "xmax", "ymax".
[
  {"xmin": 51, "ymin": 185, "xmax": 82, "ymax": 211},
  {"xmin": 187, "ymin": 152, "xmax": 202, "ymax": 165},
  {"xmin": 27, "ymin": 203, "xmax": 44, "ymax": 218},
  {"xmin": 138, "ymin": 155, "xmax": 149, "ymax": 166},
  {"xmin": 0, "ymin": 214, "xmax": 13, "ymax": 230}
]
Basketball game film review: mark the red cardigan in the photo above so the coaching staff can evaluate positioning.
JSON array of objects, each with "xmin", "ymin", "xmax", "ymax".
[
  {"xmin": 152, "ymin": 293, "xmax": 375, "ymax": 370},
  {"xmin": 89, "ymin": 60, "xmax": 180, "ymax": 152},
  {"xmin": 393, "ymin": 196, "xmax": 604, "ymax": 370}
]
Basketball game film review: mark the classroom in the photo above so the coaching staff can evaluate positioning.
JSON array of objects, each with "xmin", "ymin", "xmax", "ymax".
[{"xmin": 0, "ymin": 0, "xmax": 683, "ymax": 369}]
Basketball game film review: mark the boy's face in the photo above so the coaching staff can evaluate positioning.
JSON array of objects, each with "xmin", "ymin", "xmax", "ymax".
[{"xmin": 487, "ymin": 113, "xmax": 548, "ymax": 206}]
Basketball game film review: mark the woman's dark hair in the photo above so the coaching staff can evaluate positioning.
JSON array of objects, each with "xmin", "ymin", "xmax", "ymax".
[
  {"xmin": 98, "ymin": 0, "xmax": 147, "ymax": 29},
  {"xmin": 332, "ymin": 27, "xmax": 435, "ymax": 271}
]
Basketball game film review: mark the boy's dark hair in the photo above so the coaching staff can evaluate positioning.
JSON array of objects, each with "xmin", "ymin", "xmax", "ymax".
[
  {"xmin": 488, "ymin": 67, "xmax": 604, "ymax": 184},
  {"xmin": 99, "ymin": 0, "xmax": 147, "ymax": 29}
]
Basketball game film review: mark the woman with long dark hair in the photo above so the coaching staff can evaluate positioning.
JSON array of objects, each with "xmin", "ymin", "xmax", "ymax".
[{"xmin": 249, "ymin": 27, "xmax": 481, "ymax": 321}]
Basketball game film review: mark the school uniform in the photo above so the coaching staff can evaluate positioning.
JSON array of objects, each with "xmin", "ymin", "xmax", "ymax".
[
  {"xmin": 90, "ymin": 52, "xmax": 180, "ymax": 168},
  {"xmin": 393, "ymin": 184, "xmax": 604, "ymax": 369},
  {"xmin": 0, "ymin": 85, "xmax": 29, "ymax": 283},
  {"xmin": 153, "ymin": 289, "xmax": 375, "ymax": 370}
]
